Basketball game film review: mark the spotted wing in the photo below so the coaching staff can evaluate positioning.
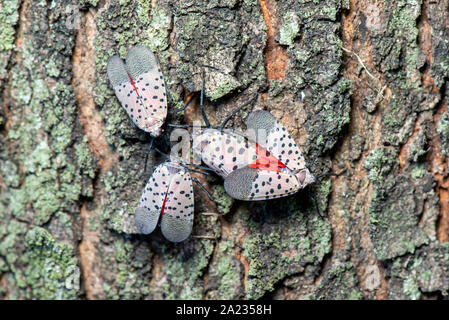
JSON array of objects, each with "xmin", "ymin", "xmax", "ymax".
[
  {"xmin": 134, "ymin": 162, "xmax": 173, "ymax": 235},
  {"xmin": 125, "ymin": 45, "xmax": 167, "ymax": 135},
  {"xmin": 195, "ymin": 129, "xmax": 257, "ymax": 178},
  {"xmin": 246, "ymin": 110, "xmax": 306, "ymax": 171},
  {"xmin": 160, "ymin": 167, "xmax": 194, "ymax": 242},
  {"xmin": 107, "ymin": 55, "xmax": 146, "ymax": 128},
  {"xmin": 224, "ymin": 166, "xmax": 300, "ymax": 201}
]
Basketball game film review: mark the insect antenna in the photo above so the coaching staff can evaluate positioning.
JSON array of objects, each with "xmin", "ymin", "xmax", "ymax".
[
  {"xmin": 315, "ymin": 172, "xmax": 341, "ymax": 180},
  {"xmin": 152, "ymin": 146, "xmax": 171, "ymax": 161},
  {"xmin": 307, "ymin": 169, "xmax": 346, "ymax": 218},
  {"xmin": 314, "ymin": 169, "xmax": 346, "ymax": 181},
  {"xmin": 306, "ymin": 145, "xmax": 344, "ymax": 183},
  {"xmin": 178, "ymin": 161, "xmax": 217, "ymax": 176},
  {"xmin": 218, "ymin": 93, "xmax": 258, "ymax": 131}
]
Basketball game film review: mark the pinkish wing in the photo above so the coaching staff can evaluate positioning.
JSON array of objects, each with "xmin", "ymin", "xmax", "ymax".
[
  {"xmin": 107, "ymin": 55, "xmax": 145, "ymax": 129},
  {"xmin": 195, "ymin": 129, "xmax": 257, "ymax": 178},
  {"xmin": 224, "ymin": 165, "xmax": 300, "ymax": 201},
  {"xmin": 107, "ymin": 46, "xmax": 167, "ymax": 136},
  {"xmin": 246, "ymin": 110, "xmax": 306, "ymax": 171},
  {"xmin": 134, "ymin": 162, "xmax": 173, "ymax": 235},
  {"xmin": 160, "ymin": 167, "xmax": 194, "ymax": 242},
  {"xmin": 125, "ymin": 46, "xmax": 167, "ymax": 134}
]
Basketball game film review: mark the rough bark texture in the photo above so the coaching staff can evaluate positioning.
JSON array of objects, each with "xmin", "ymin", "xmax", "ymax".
[{"xmin": 0, "ymin": 0, "xmax": 449, "ymax": 300}]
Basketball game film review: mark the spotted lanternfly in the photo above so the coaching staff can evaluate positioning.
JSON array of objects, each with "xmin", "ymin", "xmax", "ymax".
[
  {"xmin": 107, "ymin": 45, "xmax": 167, "ymax": 137},
  {"xmin": 195, "ymin": 110, "xmax": 315, "ymax": 201},
  {"xmin": 134, "ymin": 161, "xmax": 194, "ymax": 242},
  {"xmin": 224, "ymin": 110, "xmax": 316, "ymax": 200}
]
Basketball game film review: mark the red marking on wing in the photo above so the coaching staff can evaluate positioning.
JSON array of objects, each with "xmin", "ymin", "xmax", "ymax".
[
  {"xmin": 249, "ymin": 143, "xmax": 286, "ymax": 172},
  {"xmin": 160, "ymin": 188, "xmax": 169, "ymax": 216},
  {"xmin": 128, "ymin": 74, "xmax": 139, "ymax": 97}
]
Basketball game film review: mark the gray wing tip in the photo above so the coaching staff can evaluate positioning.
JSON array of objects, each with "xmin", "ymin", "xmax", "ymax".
[
  {"xmin": 126, "ymin": 45, "xmax": 158, "ymax": 76},
  {"xmin": 161, "ymin": 215, "xmax": 193, "ymax": 243},
  {"xmin": 107, "ymin": 55, "xmax": 128, "ymax": 87},
  {"xmin": 246, "ymin": 109, "xmax": 277, "ymax": 131},
  {"xmin": 107, "ymin": 55, "xmax": 121, "ymax": 64},
  {"xmin": 126, "ymin": 45, "xmax": 151, "ymax": 59},
  {"xmin": 128, "ymin": 45, "xmax": 153, "ymax": 54},
  {"xmin": 134, "ymin": 207, "xmax": 159, "ymax": 235},
  {"xmin": 247, "ymin": 109, "xmax": 271, "ymax": 120},
  {"xmin": 224, "ymin": 166, "xmax": 257, "ymax": 201}
]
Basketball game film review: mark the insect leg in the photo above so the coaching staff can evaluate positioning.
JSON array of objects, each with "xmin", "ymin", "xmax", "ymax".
[
  {"xmin": 168, "ymin": 93, "xmax": 195, "ymax": 114},
  {"xmin": 191, "ymin": 177, "xmax": 214, "ymax": 202},
  {"xmin": 121, "ymin": 131, "xmax": 140, "ymax": 140},
  {"xmin": 144, "ymin": 136, "xmax": 155, "ymax": 173},
  {"xmin": 199, "ymin": 69, "xmax": 211, "ymax": 128},
  {"xmin": 188, "ymin": 163, "xmax": 218, "ymax": 173},
  {"xmin": 309, "ymin": 190, "xmax": 324, "ymax": 219},
  {"xmin": 167, "ymin": 123, "xmax": 195, "ymax": 128},
  {"xmin": 188, "ymin": 168, "xmax": 211, "ymax": 176},
  {"xmin": 191, "ymin": 235, "xmax": 217, "ymax": 240}
]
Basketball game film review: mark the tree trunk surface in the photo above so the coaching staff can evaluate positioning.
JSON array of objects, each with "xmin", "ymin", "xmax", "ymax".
[{"xmin": 1, "ymin": 0, "xmax": 449, "ymax": 300}]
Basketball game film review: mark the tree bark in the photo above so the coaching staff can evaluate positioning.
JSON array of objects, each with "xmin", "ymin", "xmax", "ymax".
[{"xmin": 0, "ymin": 0, "xmax": 448, "ymax": 300}]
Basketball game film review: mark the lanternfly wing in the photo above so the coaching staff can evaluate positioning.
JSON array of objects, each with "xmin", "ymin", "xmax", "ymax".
[
  {"xmin": 224, "ymin": 165, "xmax": 300, "ymax": 201},
  {"xmin": 125, "ymin": 45, "xmax": 167, "ymax": 135},
  {"xmin": 106, "ymin": 45, "xmax": 167, "ymax": 137},
  {"xmin": 134, "ymin": 162, "xmax": 194, "ymax": 242},
  {"xmin": 134, "ymin": 162, "xmax": 172, "ymax": 235},
  {"xmin": 160, "ymin": 167, "xmax": 194, "ymax": 242},
  {"xmin": 107, "ymin": 55, "xmax": 141, "ymax": 127},
  {"xmin": 246, "ymin": 110, "xmax": 306, "ymax": 171},
  {"xmin": 195, "ymin": 129, "xmax": 257, "ymax": 178}
]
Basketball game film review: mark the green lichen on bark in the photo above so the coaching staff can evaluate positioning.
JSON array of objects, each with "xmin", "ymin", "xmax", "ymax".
[
  {"xmin": 437, "ymin": 88, "xmax": 449, "ymax": 157},
  {"xmin": 369, "ymin": 0, "xmax": 439, "ymax": 146},
  {"xmin": 172, "ymin": 0, "xmax": 267, "ymax": 100},
  {"xmin": 308, "ymin": 259, "xmax": 363, "ymax": 300},
  {"xmin": 242, "ymin": 194, "xmax": 332, "ymax": 299},
  {"xmin": 2, "ymin": 0, "xmax": 449, "ymax": 300},
  {"xmin": 0, "ymin": 0, "xmax": 20, "ymax": 90},
  {"xmin": 0, "ymin": 0, "xmax": 95, "ymax": 299},
  {"xmin": 212, "ymin": 185, "xmax": 234, "ymax": 215},
  {"xmin": 206, "ymin": 239, "xmax": 244, "ymax": 299},
  {"xmin": 426, "ymin": 2, "xmax": 449, "ymax": 89},
  {"xmin": 270, "ymin": 0, "xmax": 351, "ymax": 156},
  {"xmin": 342, "ymin": 0, "xmax": 449, "ymax": 299},
  {"xmin": 386, "ymin": 243, "xmax": 449, "ymax": 299},
  {"xmin": 363, "ymin": 146, "xmax": 431, "ymax": 260},
  {"xmin": 233, "ymin": 0, "xmax": 348, "ymax": 299},
  {"xmin": 3, "ymin": 0, "xmax": 95, "ymax": 224},
  {"xmin": 22, "ymin": 227, "xmax": 80, "ymax": 299},
  {"xmin": 160, "ymin": 239, "xmax": 215, "ymax": 299},
  {"xmin": 101, "ymin": 238, "xmax": 153, "ymax": 299}
]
